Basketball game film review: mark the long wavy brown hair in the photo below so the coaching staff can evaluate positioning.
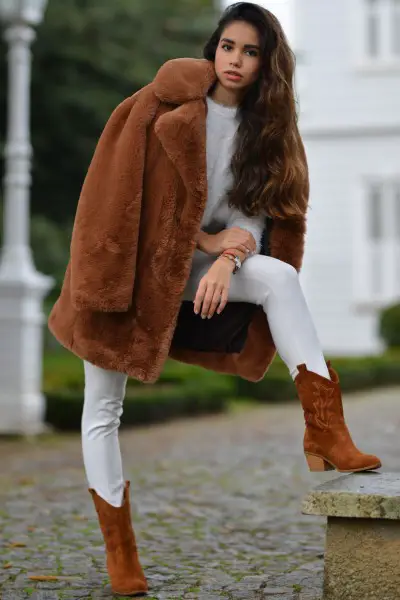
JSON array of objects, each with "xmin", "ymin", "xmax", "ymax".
[{"xmin": 203, "ymin": 2, "xmax": 309, "ymax": 220}]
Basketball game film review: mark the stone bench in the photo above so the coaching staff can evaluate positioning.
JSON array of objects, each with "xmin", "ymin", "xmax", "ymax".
[{"xmin": 302, "ymin": 472, "xmax": 400, "ymax": 600}]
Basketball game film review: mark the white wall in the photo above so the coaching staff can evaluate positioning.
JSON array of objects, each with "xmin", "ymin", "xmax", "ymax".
[
  {"xmin": 296, "ymin": 0, "xmax": 400, "ymax": 354},
  {"xmin": 298, "ymin": 0, "xmax": 400, "ymax": 131},
  {"xmin": 301, "ymin": 133, "xmax": 400, "ymax": 354}
]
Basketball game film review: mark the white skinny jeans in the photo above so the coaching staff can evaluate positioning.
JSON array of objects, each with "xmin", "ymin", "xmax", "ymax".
[{"xmin": 82, "ymin": 254, "xmax": 329, "ymax": 506}]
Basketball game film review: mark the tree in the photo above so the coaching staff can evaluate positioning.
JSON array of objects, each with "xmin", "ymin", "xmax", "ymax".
[{"xmin": 0, "ymin": 0, "xmax": 216, "ymax": 223}]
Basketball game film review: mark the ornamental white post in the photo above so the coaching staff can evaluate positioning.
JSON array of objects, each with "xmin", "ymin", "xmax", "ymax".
[{"xmin": 0, "ymin": 0, "xmax": 53, "ymax": 435}]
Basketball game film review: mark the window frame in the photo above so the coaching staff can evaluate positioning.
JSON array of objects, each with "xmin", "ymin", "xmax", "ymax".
[
  {"xmin": 353, "ymin": 176, "xmax": 400, "ymax": 308},
  {"xmin": 352, "ymin": 0, "xmax": 400, "ymax": 73}
]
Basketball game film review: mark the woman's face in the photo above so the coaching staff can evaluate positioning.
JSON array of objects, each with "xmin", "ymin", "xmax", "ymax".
[{"xmin": 214, "ymin": 21, "xmax": 262, "ymax": 92}]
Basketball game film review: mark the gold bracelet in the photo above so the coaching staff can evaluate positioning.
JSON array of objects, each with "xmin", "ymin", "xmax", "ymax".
[{"xmin": 219, "ymin": 254, "xmax": 235, "ymax": 266}]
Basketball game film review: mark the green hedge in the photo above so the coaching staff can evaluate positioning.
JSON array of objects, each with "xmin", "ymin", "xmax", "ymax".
[
  {"xmin": 43, "ymin": 349, "xmax": 400, "ymax": 431},
  {"xmin": 43, "ymin": 351, "xmax": 226, "ymax": 391},
  {"xmin": 379, "ymin": 303, "xmax": 400, "ymax": 348},
  {"xmin": 236, "ymin": 352, "xmax": 400, "ymax": 401},
  {"xmin": 45, "ymin": 379, "xmax": 232, "ymax": 431},
  {"xmin": 43, "ymin": 352, "xmax": 234, "ymax": 431}
]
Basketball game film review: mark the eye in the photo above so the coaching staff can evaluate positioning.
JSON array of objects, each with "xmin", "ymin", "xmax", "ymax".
[
  {"xmin": 221, "ymin": 43, "xmax": 232, "ymax": 51},
  {"xmin": 246, "ymin": 49, "xmax": 258, "ymax": 57}
]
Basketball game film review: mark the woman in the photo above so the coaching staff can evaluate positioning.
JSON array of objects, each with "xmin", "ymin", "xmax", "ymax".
[{"xmin": 49, "ymin": 2, "xmax": 381, "ymax": 596}]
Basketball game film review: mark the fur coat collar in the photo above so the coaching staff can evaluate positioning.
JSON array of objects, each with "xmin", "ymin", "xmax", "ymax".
[
  {"xmin": 48, "ymin": 58, "xmax": 307, "ymax": 383},
  {"xmin": 153, "ymin": 57, "xmax": 217, "ymax": 103}
]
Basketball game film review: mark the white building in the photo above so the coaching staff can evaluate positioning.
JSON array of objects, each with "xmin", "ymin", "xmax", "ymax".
[{"xmin": 293, "ymin": 0, "xmax": 400, "ymax": 355}]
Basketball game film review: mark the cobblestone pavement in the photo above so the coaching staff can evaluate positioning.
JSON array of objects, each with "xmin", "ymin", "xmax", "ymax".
[{"xmin": 0, "ymin": 386, "xmax": 399, "ymax": 600}]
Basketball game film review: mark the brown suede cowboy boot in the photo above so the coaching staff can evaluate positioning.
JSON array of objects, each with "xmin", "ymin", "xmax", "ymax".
[
  {"xmin": 295, "ymin": 361, "xmax": 382, "ymax": 473},
  {"xmin": 89, "ymin": 480, "xmax": 148, "ymax": 596}
]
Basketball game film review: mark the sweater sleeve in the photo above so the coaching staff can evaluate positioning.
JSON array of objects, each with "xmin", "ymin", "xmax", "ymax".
[{"xmin": 226, "ymin": 208, "xmax": 265, "ymax": 254}]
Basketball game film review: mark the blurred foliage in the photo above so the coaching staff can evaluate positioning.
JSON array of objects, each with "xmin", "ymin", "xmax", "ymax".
[
  {"xmin": 237, "ymin": 351, "xmax": 400, "ymax": 400},
  {"xmin": 42, "ymin": 348, "xmax": 400, "ymax": 430},
  {"xmin": 30, "ymin": 215, "xmax": 72, "ymax": 299},
  {"xmin": 44, "ymin": 346, "xmax": 400, "ymax": 400},
  {"xmin": 379, "ymin": 303, "xmax": 400, "ymax": 348},
  {"xmin": 0, "ymin": 0, "xmax": 217, "ymax": 224},
  {"xmin": 46, "ymin": 384, "xmax": 229, "ymax": 431},
  {"xmin": 0, "ymin": 201, "xmax": 71, "ymax": 300},
  {"xmin": 43, "ymin": 350, "xmax": 233, "ymax": 431}
]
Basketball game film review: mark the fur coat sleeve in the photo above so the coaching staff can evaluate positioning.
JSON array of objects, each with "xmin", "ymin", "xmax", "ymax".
[
  {"xmin": 269, "ymin": 215, "xmax": 307, "ymax": 271},
  {"xmin": 69, "ymin": 86, "xmax": 152, "ymax": 312}
]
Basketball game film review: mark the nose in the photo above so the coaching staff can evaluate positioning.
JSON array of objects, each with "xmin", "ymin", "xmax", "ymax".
[{"xmin": 230, "ymin": 50, "xmax": 242, "ymax": 68}]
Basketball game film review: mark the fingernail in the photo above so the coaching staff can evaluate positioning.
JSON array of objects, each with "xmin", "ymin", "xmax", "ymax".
[
  {"xmin": 201, "ymin": 315, "xmax": 206, "ymax": 319},
  {"xmin": 207, "ymin": 315, "xmax": 212, "ymax": 319}
]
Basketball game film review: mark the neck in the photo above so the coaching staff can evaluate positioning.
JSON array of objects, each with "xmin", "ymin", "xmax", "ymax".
[{"xmin": 209, "ymin": 82, "xmax": 242, "ymax": 107}]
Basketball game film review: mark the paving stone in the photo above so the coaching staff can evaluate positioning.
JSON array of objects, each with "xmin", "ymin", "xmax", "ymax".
[
  {"xmin": 261, "ymin": 589, "xmax": 293, "ymax": 595},
  {"xmin": 0, "ymin": 385, "xmax": 397, "ymax": 599}
]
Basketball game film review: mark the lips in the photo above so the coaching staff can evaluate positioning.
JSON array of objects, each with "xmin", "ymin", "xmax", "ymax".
[{"xmin": 225, "ymin": 70, "xmax": 242, "ymax": 78}]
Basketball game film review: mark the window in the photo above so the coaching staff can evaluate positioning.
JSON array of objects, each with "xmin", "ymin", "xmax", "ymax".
[
  {"xmin": 361, "ymin": 0, "xmax": 400, "ymax": 64},
  {"xmin": 369, "ymin": 183, "xmax": 383, "ymax": 239},
  {"xmin": 368, "ymin": 183, "xmax": 385, "ymax": 295},
  {"xmin": 395, "ymin": 182, "xmax": 400, "ymax": 286},
  {"xmin": 392, "ymin": 0, "xmax": 400, "ymax": 56},
  {"xmin": 366, "ymin": 0, "xmax": 381, "ymax": 57},
  {"xmin": 354, "ymin": 179, "xmax": 400, "ymax": 304},
  {"xmin": 395, "ymin": 182, "xmax": 400, "ymax": 238}
]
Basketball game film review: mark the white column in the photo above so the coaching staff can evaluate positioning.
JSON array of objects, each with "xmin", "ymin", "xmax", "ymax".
[{"xmin": 0, "ymin": 23, "xmax": 53, "ymax": 435}]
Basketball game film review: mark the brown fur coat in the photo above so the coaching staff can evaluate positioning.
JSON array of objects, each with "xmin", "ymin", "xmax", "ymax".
[{"xmin": 48, "ymin": 58, "xmax": 308, "ymax": 384}]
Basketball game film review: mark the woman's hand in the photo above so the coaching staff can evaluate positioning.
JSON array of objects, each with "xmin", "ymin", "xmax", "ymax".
[
  {"xmin": 194, "ymin": 256, "xmax": 234, "ymax": 319},
  {"xmin": 199, "ymin": 227, "xmax": 257, "ymax": 256}
]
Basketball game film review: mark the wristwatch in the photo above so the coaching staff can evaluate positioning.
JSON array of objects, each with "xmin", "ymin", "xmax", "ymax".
[{"xmin": 231, "ymin": 254, "xmax": 242, "ymax": 274}]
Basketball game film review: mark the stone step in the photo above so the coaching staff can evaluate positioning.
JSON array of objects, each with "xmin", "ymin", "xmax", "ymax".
[{"xmin": 302, "ymin": 472, "xmax": 400, "ymax": 600}]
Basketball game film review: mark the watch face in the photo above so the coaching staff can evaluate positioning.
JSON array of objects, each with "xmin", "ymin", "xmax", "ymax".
[{"xmin": 233, "ymin": 256, "xmax": 241, "ymax": 272}]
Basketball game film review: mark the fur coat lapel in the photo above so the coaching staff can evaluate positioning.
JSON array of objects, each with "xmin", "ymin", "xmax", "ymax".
[
  {"xmin": 154, "ymin": 101, "xmax": 208, "ymax": 215},
  {"xmin": 153, "ymin": 58, "xmax": 216, "ymax": 220}
]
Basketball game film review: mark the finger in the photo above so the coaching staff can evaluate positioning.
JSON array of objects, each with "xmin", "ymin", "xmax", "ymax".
[
  {"xmin": 247, "ymin": 235, "xmax": 257, "ymax": 252},
  {"xmin": 217, "ymin": 287, "xmax": 229, "ymax": 314},
  {"xmin": 231, "ymin": 232, "xmax": 254, "ymax": 249},
  {"xmin": 229, "ymin": 243, "xmax": 248, "ymax": 255},
  {"xmin": 241, "ymin": 236, "xmax": 255, "ymax": 254},
  {"xmin": 208, "ymin": 286, "xmax": 224, "ymax": 319},
  {"xmin": 238, "ymin": 232, "xmax": 256, "ymax": 253},
  {"xmin": 201, "ymin": 283, "xmax": 216, "ymax": 318},
  {"xmin": 240, "ymin": 237, "xmax": 256, "ymax": 255},
  {"xmin": 235, "ymin": 230, "xmax": 253, "ymax": 242},
  {"xmin": 238, "ymin": 244, "xmax": 250, "ymax": 255},
  {"xmin": 248, "ymin": 238, "xmax": 257, "ymax": 253},
  {"xmin": 194, "ymin": 286, "xmax": 205, "ymax": 315},
  {"xmin": 194, "ymin": 280, "xmax": 207, "ymax": 314}
]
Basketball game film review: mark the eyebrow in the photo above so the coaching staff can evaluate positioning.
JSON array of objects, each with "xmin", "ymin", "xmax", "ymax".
[{"xmin": 221, "ymin": 37, "xmax": 260, "ymax": 50}]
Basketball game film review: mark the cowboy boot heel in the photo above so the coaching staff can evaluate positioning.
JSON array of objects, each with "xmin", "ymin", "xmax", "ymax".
[{"xmin": 305, "ymin": 453, "xmax": 334, "ymax": 472}]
